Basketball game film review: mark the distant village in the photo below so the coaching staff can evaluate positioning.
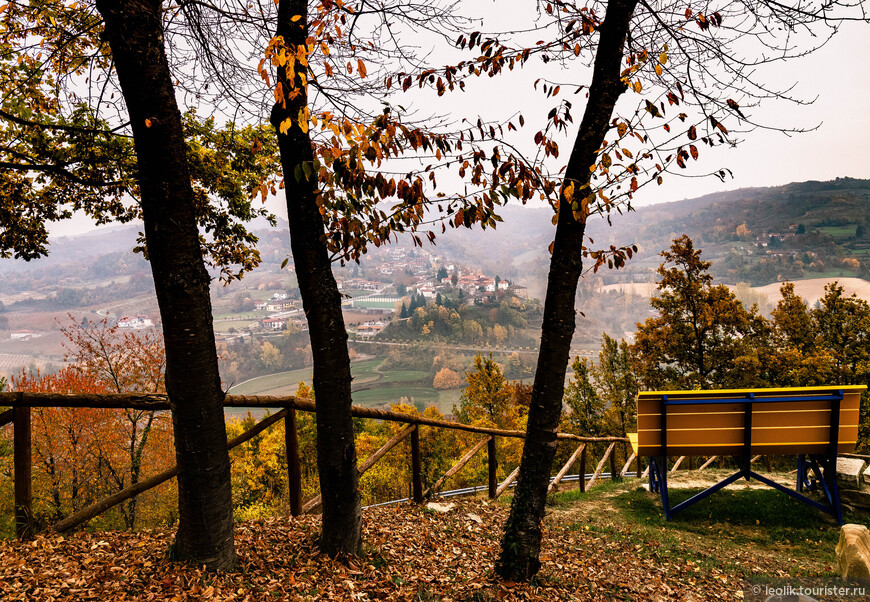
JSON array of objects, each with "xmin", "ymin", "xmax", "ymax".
[
  {"xmin": 211, "ymin": 246, "xmax": 530, "ymax": 341},
  {"xmin": 335, "ymin": 247, "xmax": 528, "ymax": 339},
  {"xmin": 2, "ymin": 245, "xmax": 529, "ymax": 349}
]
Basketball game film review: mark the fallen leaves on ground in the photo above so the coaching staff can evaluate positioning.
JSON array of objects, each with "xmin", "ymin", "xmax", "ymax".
[{"xmin": 0, "ymin": 499, "xmax": 813, "ymax": 600}]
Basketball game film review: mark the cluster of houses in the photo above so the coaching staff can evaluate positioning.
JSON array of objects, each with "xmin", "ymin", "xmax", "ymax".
[
  {"xmin": 373, "ymin": 248, "xmax": 430, "ymax": 277},
  {"xmin": 117, "ymin": 315, "xmax": 154, "ymax": 329},
  {"xmin": 336, "ymin": 279, "xmax": 381, "ymax": 292},
  {"xmin": 418, "ymin": 267, "xmax": 527, "ymax": 304},
  {"xmin": 355, "ymin": 320, "xmax": 387, "ymax": 337},
  {"xmin": 259, "ymin": 315, "xmax": 307, "ymax": 331},
  {"xmin": 254, "ymin": 300, "xmax": 295, "ymax": 312},
  {"xmin": 220, "ymin": 247, "xmax": 529, "ymax": 340}
]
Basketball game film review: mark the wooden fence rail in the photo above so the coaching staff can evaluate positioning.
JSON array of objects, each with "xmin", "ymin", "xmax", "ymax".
[{"xmin": 0, "ymin": 392, "xmax": 632, "ymax": 539}]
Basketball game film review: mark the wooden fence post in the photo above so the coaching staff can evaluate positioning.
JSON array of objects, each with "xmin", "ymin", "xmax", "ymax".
[
  {"xmin": 495, "ymin": 465, "xmax": 520, "ymax": 498},
  {"xmin": 487, "ymin": 437, "xmax": 497, "ymax": 499},
  {"xmin": 619, "ymin": 452, "xmax": 636, "ymax": 478},
  {"xmin": 424, "ymin": 436, "xmax": 490, "ymax": 499},
  {"xmin": 766, "ymin": 455, "xmax": 772, "ymax": 473},
  {"xmin": 698, "ymin": 456, "xmax": 718, "ymax": 471},
  {"xmin": 636, "ymin": 455, "xmax": 642, "ymax": 478},
  {"xmin": 411, "ymin": 425, "xmax": 423, "ymax": 503},
  {"xmin": 587, "ymin": 442, "xmax": 616, "ymax": 489},
  {"xmin": 14, "ymin": 406, "xmax": 33, "ymax": 540},
  {"xmin": 549, "ymin": 443, "xmax": 586, "ymax": 493},
  {"xmin": 579, "ymin": 444, "xmax": 587, "ymax": 492},
  {"xmin": 609, "ymin": 445, "xmax": 618, "ymax": 482},
  {"xmin": 285, "ymin": 408, "xmax": 302, "ymax": 517}
]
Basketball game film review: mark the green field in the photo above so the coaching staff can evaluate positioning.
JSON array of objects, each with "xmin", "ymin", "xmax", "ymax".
[
  {"xmin": 816, "ymin": 224, "xmax": 858, "ymax": 239},
  {"xmin": 213, "ymin": 311, "xmax": 267, "ymax": 319},
  {"xmin": 225, "ymin": 358, "xmax": 462, "ymax": 414},
  {"xmin": 227, "ymin": 366, "xmax": 314, "ymax": 396},
  {"xmin": 352, "ymin": 298, "xmax": 399, "ymax": 309},
  {"xmin": 213, "ymin": 321, "xmax": 259, "ymax": 333}
]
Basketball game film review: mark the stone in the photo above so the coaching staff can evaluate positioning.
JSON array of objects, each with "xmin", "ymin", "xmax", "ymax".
[
  {"xmin": 862, "ymin": 465, "xmax": 870, "ymax": 488},
  {"xmin": 836, "ymin": 524, "xmax": 870, "ymax": 580},
  {"xmin": 426, "ymin": 502, "xmax": 455, "ymax": 513},
  {"xmin": 466, "ymin": 513, "xmax": 483, "ymax": 524},
  {"xmin": 838, "ymin": 489, "xmax": 870, "ymax": 511},
  {"xmin": 836, "ymin": 457, "xmax": 866, "ymax": 490}
]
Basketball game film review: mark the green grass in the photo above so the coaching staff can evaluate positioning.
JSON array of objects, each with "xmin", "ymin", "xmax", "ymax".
[
  {"xmin": 550, "ymin": 479, "xmax": 866, "ymax": 576},
  {"xmin": 816, "ymin": 225, "xmax": 858, "ymax": 239},
  {"xmin": 213, "ymin": 311, "xmax": 267, "ymax": 320},
  {"xmin": 213, "ymin": 321, "xmax": 259, "ymax": 333},
  {"xmin": 227, "ymin": 367, "xmax": 313, "ymax": 395},
  {"xmin": 352, "ymin": 299, "xmax": 399, "ymax": 309},
  {"xmin": 351, "ymin": 386, "xmax": 439, "ymax": 404},
  {"xmin": 226, "ymin": 357, "xmax": 463, "ymax": 413},
  {"xmin": 377, "ymin": 370, "xmax": 429, "ymax": 383}
]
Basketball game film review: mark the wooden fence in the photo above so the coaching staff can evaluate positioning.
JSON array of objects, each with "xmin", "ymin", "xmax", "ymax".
[{"xmin": 0, "ymin": 393, "xmax": 634, "ymax": 540}]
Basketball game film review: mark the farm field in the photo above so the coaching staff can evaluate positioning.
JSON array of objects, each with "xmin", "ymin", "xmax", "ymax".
[
  {"xmin": 599, "ymin": 276, "xmax": 870, "ymax": 307},
  {"xmin": 226, "ymin": 358, "xmax": 463, "ymax": 415}
]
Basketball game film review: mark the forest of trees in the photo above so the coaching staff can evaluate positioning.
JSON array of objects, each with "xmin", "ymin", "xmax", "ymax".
[{"xmin": 383, "ymin": 293, "xmax": 542, "ymax": 348}]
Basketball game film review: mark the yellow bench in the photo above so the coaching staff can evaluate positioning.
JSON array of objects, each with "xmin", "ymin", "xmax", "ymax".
[{"xmin": 631, "ymin": 385, "xmax": 867, "ymax": 524}]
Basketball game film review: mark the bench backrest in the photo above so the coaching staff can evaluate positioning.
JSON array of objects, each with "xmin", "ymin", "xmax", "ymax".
[{"xmin": 636, "ymin": 386, "xmax": 867, "ymax": 456}]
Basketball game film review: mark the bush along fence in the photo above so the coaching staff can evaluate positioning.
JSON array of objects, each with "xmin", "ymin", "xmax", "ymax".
[{"xmin": 0, "ymin": 393, "xmax": 635, "ymax": 540}]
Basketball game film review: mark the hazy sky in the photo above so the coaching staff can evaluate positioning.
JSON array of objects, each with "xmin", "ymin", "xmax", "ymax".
[{"xmin": 48, "ymin": 11, "xmax": 870, "ymax": 238}]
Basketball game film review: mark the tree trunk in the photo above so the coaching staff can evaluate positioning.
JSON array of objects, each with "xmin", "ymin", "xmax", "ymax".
[
  {"xmin": 270, "ymin": 0, "xmax": 361, "ymax": 555},
  {"xmin": 94, "ymin": 0, "xmax": 235, "ymax": 569},
  {"xmin": 496, "ymin": 0, "xmax": 638, "ymax": 581}
]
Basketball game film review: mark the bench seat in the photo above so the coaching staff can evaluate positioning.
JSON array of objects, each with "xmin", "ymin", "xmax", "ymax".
[{"xmin": 632, "ymin": 385, "xmax": 867, "ymax": 524}]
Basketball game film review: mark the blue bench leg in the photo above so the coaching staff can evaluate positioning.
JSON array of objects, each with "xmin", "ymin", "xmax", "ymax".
[
  {"xmin": 648, "ymin": 456, "xmax": 658, "ymax": 493},
  {"xmin": 653, "ymin": 456, "xmax": 671, "ymax": 520}
]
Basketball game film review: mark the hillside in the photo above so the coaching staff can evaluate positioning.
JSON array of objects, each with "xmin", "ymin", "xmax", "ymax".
[
  {"xmin": 599, "ymin": 276, "xmax": 870, "ymax": 307},
  {"xmin": 0, "ymin": 176, "xmax": 866, "ymax": 368},
  {"xmin": 586, "ymin": 177, "xmax": 870, "ymax": 286},
  {"xmin": 415, "ymin": 177, "xmax": 870, "ymax": 294}
]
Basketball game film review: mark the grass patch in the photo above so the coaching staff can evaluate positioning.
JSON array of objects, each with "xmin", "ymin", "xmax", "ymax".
[
  {"xmin": 815, "ymin": 225, "xmax": 858, "ymax": 239},
  {"xmin": 613, "ymin": 485, "xmax": 849, "ymax": 554},
  {"xmin": 560, "ymin": 483, "xmax": 856, "ymax": 575},
  {"xmin": 213, "ymin": 311, "xmax": 267, "ymax": 320},
  {"xmin": 352, "ymin": 386, "xmax": 441, "ymax": 405},
  {"xmin": 547, "ymin": 478, "xmax": 627, "ymax": 506},
  {"xmin": 377, "ymin": 369, "xmax": 429, "ymax": 383},
  {"xmin": 226, "ymin": 367, "xmax": 313, "ymax": 395}
]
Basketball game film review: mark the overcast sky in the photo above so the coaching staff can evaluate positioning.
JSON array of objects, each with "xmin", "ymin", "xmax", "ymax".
[{"xmin": 49, "ymin": 12, "xmax": 870, "ymax": 238}]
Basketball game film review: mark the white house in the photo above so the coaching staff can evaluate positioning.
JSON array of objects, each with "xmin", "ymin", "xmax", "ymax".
[{"xmin": 118, "ymin": 315, "xmax": 153, "ymax": 329}]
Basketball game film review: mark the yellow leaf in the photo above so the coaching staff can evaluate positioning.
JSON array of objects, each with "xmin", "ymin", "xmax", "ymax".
[
  {"xmin": 562, "ymin": 181, "xmax": 575, "ymax": 201},
  {"xmin": 633, "ymin": 80, "xmax": 642, "ymax": 93},
  {"xmin": 279, "ymin": 118, "xmax": 293, "ymax": 135},
  {"xmin": 298, "ymin": 107, "xmax": 310, "ymax": 133},
  {"xmin": 357, "ymin": 59, "xmax": 367, "ymax": 78},
  {"xmin": 659, "ymin": 52, "xmax": 668, "ymax": 64},
  {"xmin": 291, "ymin": 15, "xmax": 303, "ymax": 22},
  {"xmin": 654, "ymin": 64, "xmax": 663, "ymax": 76},
  {"xmin": 144, "ymin": 119, "xmax": 152, "ymax": 128}
]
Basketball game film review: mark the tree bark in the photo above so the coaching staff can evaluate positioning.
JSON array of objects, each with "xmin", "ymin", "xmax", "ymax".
[
  {"xmin": 94, "ymin": 0, "xmax": 235, "ymax": 569},
  {"xmin": 496, "ymin": 0, "xmax": 638, "ymax": 581},
  {"xmin": 270, "ymin": 0, "xmax": 361, "ymax": 555}
]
